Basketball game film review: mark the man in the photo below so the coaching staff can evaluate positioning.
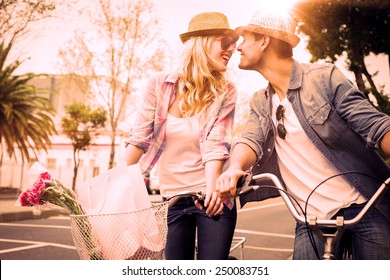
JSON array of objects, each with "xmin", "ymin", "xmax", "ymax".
[{"xmin": 216, "ymin": 9, "xmax": 390, "ymax": 259}]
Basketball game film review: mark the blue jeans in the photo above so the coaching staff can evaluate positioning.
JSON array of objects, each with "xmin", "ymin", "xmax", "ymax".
[
  {"xmin": 293, "ymin": 203, "xmax": 390, "ymax": 260},
  {"xmin": 164, "ymin": 197, "xmax": 237, "ymax": 260}
]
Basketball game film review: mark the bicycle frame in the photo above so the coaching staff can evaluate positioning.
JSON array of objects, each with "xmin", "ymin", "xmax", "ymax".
[{"xmin": 238, "ymin": 173, "xmax": 390, "ymax": 260}]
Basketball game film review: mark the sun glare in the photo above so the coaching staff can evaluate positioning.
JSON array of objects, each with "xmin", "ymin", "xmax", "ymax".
[{"xmin": 254, "ymin": 0, "xmax": 302, "ymax": 14}]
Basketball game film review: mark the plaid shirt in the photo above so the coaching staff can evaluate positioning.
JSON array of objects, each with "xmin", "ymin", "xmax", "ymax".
[{"xmin": 125, "ymin": 72, "xmax": 237, "ymax": 174}]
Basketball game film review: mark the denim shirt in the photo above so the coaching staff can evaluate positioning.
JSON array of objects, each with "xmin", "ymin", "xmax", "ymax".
[{"xmin": 237, "ymin": 60, "xmax": 390, "ymax": 222}]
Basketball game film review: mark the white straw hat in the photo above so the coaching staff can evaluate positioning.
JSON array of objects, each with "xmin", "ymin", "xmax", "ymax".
[{"xmin": 236, "ymin": 9, "xmax": 300, "ymax": 48}]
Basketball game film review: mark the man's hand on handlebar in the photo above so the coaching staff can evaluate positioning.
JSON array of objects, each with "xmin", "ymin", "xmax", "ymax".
[{"xmin": 216, "ymin": 168, "xmax": 248, "ymax": 198}]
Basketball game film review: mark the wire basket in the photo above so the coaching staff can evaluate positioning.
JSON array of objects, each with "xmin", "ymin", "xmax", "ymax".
[{"xmin": 69, "ymin": 202, "xmax": 168, "ymax": 260}]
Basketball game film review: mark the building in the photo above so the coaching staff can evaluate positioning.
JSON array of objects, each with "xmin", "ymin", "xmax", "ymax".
[{"xmin": 0, "ymin": 74, "xmax": 136, "ymax": 190}]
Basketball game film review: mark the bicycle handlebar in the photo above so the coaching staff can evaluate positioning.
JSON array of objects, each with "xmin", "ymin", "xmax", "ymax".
[
  {"xmin": 237, "ymin": 173, "xmax": 390, "ymax": 228},
  {"xmin": 166, "ymin": 191, "xmax": 222, "ymax": 221},
  {"xmin": 166, "ymin": 191, "xmax": 206, "ymax": 208}
]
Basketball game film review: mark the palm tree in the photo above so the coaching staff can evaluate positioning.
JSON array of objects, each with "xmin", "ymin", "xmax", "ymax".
[{"xmin": 0, "ymin": 41, "xmax": 57, "ymax": 164}]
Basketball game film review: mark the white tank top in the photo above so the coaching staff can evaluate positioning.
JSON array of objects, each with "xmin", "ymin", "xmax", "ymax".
[
  {"xmin": 272, "ymin": 94, "xmax": 366, "ymax": 219},
  {"xmin": 158, "ymin": 113, "xmax": 206, "ymax": 198}
]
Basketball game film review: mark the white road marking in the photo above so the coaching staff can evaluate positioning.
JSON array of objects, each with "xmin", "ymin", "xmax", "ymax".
[
  {"xmin": 48, "ymin": 216, "xmax": 70, "ymax": 220},
  {"xmin": 237, "ymin": 201, "xmax": 285, "ymax": 213},
  {"xmin": 0, "ymin": 221, "xmax": 76, "ymax": 255},
  {"xmin": 235, "ymin": 200, "xmax": 294, "ymax": 255},
  {"xmin": 244, "ymin": 245, "xmax": 293, "ymax": 252},
  {"xmin": 0, "ymin": 238, "xmax": 77, "ymax": 254},
  {"xmin": 235, "ymin": 228, "xmax": 294, "ymax": 239},
  {"xmin": 0, "ymin": 223, "xmax": 70, "ymax": 229}
]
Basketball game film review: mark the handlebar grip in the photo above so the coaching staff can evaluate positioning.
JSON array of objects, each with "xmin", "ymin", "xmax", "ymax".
[
  {"xmin": 192, "ymin": 192, "xmax": 206, "ymax": 207},
  {"xmin": 192, "ymin": 193, "xmax": 220, "ymax": 221},
  {"xmin": 236, "ymin": 173, "xmax": 254, "ymax": 196}
]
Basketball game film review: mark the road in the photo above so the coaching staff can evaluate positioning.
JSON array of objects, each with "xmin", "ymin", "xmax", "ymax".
[
  {"xmin": 231, "ymin": 197, "xmax": 295, "ymax": 260},
  {"xmin": 0, "ymin": 197, "xmax": 295, "ymax": 260},
  {"xmin": 0, "ymin": 215, "xmax": 79, "ymax": 260}
]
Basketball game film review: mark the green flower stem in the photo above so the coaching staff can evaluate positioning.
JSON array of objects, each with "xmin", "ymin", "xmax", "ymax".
[
  {"xmin": 23, "ymin": 175, "xmax": 102, "ymax": 259},
  {"xmin": 43, "ymin": 187, "xmax": 83, "ymax": 215}
]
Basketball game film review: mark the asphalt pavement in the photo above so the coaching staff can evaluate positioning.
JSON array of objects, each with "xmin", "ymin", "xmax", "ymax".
[{"xmin": 0, "ymin": 188, "xmax": 294, "ymax": 260}]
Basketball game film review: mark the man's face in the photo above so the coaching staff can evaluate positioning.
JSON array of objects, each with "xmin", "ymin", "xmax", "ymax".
[{"xmin": 237, "ymin": 32, "xmax": 263, "ymax": 70}]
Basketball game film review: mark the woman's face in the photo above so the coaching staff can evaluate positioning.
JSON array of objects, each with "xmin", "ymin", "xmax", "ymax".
[{"xmin": 208, "ymin": 36, "xmax": 236, "ymax": 72}]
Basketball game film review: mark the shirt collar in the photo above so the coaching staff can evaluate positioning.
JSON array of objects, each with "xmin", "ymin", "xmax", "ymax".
[
  {"xmin": 166, "ymin": 73, "xmax": 179, "ymax": 84},
  {"xmin": 266, "ymin": 59, "xmax": 302, "ymax": 95},
  {"xmin": 289, "ymin": 59, "xmax": 302, "ymax": 90}
]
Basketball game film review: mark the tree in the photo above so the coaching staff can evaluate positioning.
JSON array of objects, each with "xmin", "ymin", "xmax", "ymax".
[
  {"xmin": 0, "ymin": 0, "xmax": 55, "ymax": 46},
  {"xmin": 61, "ymin": 103, "xmax": 106, "ymax": 190},
  {"xmin": 58, "ymin": 0, "xmax": 167, "ymax": 169},
  {"xmin": 294, "ymin": 0, "xmax": 390, "ymax": 113},
  {"xmin": 0, "ymin": 0, "xmax": 57, "ymax": 186},
  {"xmin": 0, "ymin": 41, "xmax": 57, "ymax": 164}
]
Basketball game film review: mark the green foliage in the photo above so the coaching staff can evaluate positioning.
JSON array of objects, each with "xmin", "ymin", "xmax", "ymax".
[
  {"xmin": 294, "ymin": 0, "xmax": 390, "ymax": 114},
  {"xmin": 0, "ymin": 41, "xmax": 57, "ymax": 163},
  {"xmin": 61, "ymin": 103, "xmax": 106, "ymax": 151},
  {"xmin": 61, "ymin": 102, "xmax": 106, "ymax": 189},
  {"xmin": 295, "ymin": 0, "xmax": 390, "ymax": 62}
]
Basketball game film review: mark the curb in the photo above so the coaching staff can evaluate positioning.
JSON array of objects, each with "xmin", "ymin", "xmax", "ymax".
[{"xmin": 0, "ymin": 209, "xmax": 64, "ymax": 223}]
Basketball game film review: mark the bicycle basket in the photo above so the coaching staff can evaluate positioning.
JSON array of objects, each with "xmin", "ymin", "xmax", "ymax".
[{"xmin": 69, "ymin": 202, "xmax": 168, "ymax": 260}]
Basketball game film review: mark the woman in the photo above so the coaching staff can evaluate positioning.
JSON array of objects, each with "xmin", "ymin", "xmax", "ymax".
[{"xmin": 122, "ymin": 12, "xmax": 239, "ymax": 260}]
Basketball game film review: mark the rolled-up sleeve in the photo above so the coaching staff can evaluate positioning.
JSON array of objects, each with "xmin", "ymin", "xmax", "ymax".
[
  {"xmin": 234, "ymin": 91, "xmax": 268, "ymax": 162},
  {"xmin": 202, "ymin": 83, "xmax": 238, "ymax": 163},
  {"xmin": 124, "ymin": 74, "xmax": 159, "ymax": 152}
]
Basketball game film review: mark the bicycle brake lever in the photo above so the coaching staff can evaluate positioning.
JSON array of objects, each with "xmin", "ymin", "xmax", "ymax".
[
  {"xmin": 192, "ymin": 193, "xmax": 220, "ymax": 221},
  {"xmin": 193, "ymin": 192, "xmax": 206, "ymax": 208},
  {"xmin": 236, "ymin": 173, "xmax": 254, "ymax": 196}
]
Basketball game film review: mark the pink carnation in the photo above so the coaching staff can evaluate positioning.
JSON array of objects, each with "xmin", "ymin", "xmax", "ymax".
[{"xmin": 19, "ymin": 172, "xmax": 52, "ymax": 206}]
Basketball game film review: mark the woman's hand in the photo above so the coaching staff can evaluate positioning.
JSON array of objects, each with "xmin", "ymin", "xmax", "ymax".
[
  {"xmin": 203, "ymin": 190, "xmax": 224, "ymax": 217},
  {"xmin": 202, "ymin": 160, "xmax": 225, "ymax": 217}
]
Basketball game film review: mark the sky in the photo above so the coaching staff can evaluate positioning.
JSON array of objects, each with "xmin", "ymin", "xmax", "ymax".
[{"xmin": 11, "ymin": 0, "xmax": 390, "ymax": 96}]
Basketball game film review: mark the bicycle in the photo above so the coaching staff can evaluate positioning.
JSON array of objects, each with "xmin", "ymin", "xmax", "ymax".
[
  {"xmin": 166, "ymin": 191, "xmax": 246, "ymax": 260},
  {"xmin": 236, "ymin": 172, "xmax": 390, "ymax": 260},
  {"xmin": 70, "ymin": 190, "xmax": 246, "ymax": 260}
]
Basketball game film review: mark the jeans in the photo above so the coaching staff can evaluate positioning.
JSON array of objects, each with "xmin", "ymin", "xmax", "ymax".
[
  {"xmin": 164, "ymin": 197, "xmax": 237, "ymax": 260},
  {"xmin": 293, "ymin": 203, "xmax": 390, "ymax": 260}
]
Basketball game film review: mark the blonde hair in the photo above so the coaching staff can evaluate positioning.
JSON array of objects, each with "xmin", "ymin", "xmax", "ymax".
[{"xmin": 177, "ymin": 36, "xmax": 228, "ymax": 117}]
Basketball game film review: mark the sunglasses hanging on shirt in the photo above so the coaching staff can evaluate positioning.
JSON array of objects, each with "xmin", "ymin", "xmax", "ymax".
[{"xmin": 276, "ymin": 105, "xmax": 287, "ymax": 140}]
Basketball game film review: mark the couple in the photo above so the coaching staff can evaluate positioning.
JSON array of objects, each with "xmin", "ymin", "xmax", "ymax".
[{"xmin": 123, "ymin": 10, "xmax": 390, "ymax": 260}]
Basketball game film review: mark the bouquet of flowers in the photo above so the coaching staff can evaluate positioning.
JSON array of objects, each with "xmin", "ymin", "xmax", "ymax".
[
  {"xmin": 17, "ymin": 170, "xmax": 82, "ymax": 215},
  {"xmin": 16, "ymin": 162, "xmax": 102, "ymax": 259}
]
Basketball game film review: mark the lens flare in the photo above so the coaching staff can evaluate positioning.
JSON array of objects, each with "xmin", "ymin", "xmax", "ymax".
[{"xmin": 254, "ymin": 0, "xmax": 301, "ymax": 14}]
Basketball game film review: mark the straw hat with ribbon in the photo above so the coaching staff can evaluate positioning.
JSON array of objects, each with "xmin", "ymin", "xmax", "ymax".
[
  {"xmin": 236, "ymin": 9, "xmax": 300, "ymax": 48},
  {"xmin": 180, "ymin": 12, "xmax": 238, "ymax": 43}
]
